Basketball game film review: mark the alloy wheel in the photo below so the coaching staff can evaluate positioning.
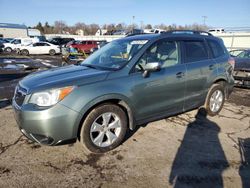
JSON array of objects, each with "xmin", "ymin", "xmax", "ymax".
[
  {"xmin": 209, "ymin": 90, "xmax": 223, "ymax": 113},
  {"xmin": 90, "ymin": 112, "xmax": 121, "ymax": 147}
]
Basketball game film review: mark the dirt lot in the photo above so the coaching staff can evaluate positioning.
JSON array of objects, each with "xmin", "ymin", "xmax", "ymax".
[{"xmin": 0, "ymin": 87, "xmax": 249, "ymax": 188}]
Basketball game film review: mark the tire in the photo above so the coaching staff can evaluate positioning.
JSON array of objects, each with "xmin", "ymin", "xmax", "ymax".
[
  {"xmin": 21, "ymin": 49, "xmax": 29, "ymax": 56},
  {"xmin": 49, "ymin": 49, "xmax": 56, "ymax": 56},
  {"xmin": 204, "ymin": 83, "xmax": 225, "ymax": 116},
  {"xmin": 5, "ymin": 47, "xmax": 12, "ymax": 53},
  {"xmin": 80, "ymin": 104, "xmax": 128, "ymax": 153}
]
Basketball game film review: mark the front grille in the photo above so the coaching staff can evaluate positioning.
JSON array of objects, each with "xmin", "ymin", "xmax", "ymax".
[{"xmin": 14, "ymin": 85, "xmax": 27, "ymax": 106}]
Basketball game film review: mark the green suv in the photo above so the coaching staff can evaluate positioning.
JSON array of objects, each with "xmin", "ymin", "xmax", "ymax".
[{"xmin": 12, "ymin": 31, "xmax": 234, "ymax": 153}]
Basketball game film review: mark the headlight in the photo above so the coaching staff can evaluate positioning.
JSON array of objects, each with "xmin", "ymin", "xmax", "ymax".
[{"xmin": 29, "ymin": 86, "xmax": 74, "ymax": 107}]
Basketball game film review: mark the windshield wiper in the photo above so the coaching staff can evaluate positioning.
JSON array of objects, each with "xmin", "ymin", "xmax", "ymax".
[{"xmin": 81, "ymin": 63, "xmax": 118, "ymax": 71}]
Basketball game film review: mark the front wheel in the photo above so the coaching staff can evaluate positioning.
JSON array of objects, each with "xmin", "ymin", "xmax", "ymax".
[
  {"xmin": 205, "ymin": 83, "xmax": 225, "ymax": 116},
  {"xmin": 5, "ymin": 47, "xmax": 12, "ymax": 53},
  {"xmin": 80, "ymin": 104, "xmax": 128, "ymax": 153},
  {"xmin": 49, "ymin": 49, "xmax": 56, "ymax": 56}
]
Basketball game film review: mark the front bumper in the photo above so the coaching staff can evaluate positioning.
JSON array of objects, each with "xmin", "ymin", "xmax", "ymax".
[
  {"xmin": 234, "ymin": 71, "xmax": 250, "ymax": 88},
  {"xmin": 12, "ymin": 101, "xmax": 80, "ymax": 146},
  {"xmin": 234, "ymin": 76, "xmax": 250, "ymax": 88}
]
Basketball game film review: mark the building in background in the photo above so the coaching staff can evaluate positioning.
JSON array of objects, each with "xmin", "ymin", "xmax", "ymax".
[
  {"xmin": 76, "ymin": 29, "xmax": 84, "ymax": 36},
  {"xmin": 27, "ymin": 28, "xmax": 41, "ymax": 37},
  {"xmin": 0, "ymin": 23, "xmax": 28, "ymax": 38}
]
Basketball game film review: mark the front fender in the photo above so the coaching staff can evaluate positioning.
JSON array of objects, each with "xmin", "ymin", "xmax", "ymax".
[{"xmin": 69, "ymin": 93, "xmax": 137, "ymax": 138}]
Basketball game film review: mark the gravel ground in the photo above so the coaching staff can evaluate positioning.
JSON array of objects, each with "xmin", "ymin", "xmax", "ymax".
[{"xmin": 0, "ymin": 88, "xmax": 249, "ymax": 188}]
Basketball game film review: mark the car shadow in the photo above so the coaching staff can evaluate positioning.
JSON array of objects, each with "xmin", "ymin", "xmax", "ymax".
[
  {"xmin": 168, "ymin": 108, "xmax": 229, "ymax": 188},
  {"xmin": 239, "ymin": 137, "xmax": 250, "ymax": 188}
]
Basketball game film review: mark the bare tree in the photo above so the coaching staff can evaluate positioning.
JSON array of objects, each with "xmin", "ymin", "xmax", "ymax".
[
  {"xmin": 54, "ymin": 20, "xmax": 67, "ymax": 34},
  {"xmin": 145, "ymin": 24, "xmax": 153, "ymax": 29}
]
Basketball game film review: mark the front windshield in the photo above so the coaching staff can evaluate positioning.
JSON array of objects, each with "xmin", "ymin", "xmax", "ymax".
[{"xmin": 81, "ymin": 39, "xmax": 148, "ymax": 70}]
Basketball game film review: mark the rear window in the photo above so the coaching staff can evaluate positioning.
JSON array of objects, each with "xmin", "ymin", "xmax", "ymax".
[
  {"xmin": 208, "ymin": 39, "xmax": 225, "ymax": 58},
  {"xmin": 184, "ymin": 41, "xmax": 208, "ymax": 63}
]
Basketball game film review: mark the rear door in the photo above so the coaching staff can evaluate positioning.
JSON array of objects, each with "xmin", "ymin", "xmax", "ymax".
[
  {"xmin": 183, "ymin": 39, "xmax": 216, "ymax": 110},
  {"xmin": 130, "ymin": 39, "xmax": 186, "ymax": 120}
]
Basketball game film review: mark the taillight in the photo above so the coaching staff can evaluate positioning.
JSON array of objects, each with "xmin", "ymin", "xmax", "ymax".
[{"xmin": 228, "ymin": 57, "xmax": 235, "ymax": 70}]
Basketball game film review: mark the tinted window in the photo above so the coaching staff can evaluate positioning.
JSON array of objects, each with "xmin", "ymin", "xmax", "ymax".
[
  {"xmin": 208, "ymin": 40, "xmax": 225, "ymax": 58},
  {"xmin": 136, "ymin": 40, "xmax": 179, "ymax": 71},
  {"xmin": 34, "ymin": 43, "xmax": 43, "ymax": 46},
  {"xmin": 13, "ymin": 39, "xmax": 21, "ymax": 44},
  {"xmin": 184, "ymin": 41, "xmax": 208, "ymax": 63}
]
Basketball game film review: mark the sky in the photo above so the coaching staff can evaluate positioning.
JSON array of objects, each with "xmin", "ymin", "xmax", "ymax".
[{"xmin": 0, "ymin": 0, "xmax": 250, "ymax": 28}]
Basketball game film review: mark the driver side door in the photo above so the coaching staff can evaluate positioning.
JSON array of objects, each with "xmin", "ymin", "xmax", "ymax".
[{"xmin": 130, "ymin": 39, "xmax": 186, "ymax": 121}]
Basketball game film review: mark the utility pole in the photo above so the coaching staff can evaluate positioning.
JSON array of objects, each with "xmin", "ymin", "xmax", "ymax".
[
  {"xmin": 132, "ymin": 16, "xmax": 135, "ymax": 30},
  {"xmin": 202, "ymin": 16, "xmax": 207, "ymax": 26},
  {"xmin": 140, "ymin": 20, "xmax": 144, "ymax": 30}
]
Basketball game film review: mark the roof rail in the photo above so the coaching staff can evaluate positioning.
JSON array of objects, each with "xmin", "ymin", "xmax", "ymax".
[{"xmin": 162, "ymin": 30, "xmax": 213, "ymax": 36}]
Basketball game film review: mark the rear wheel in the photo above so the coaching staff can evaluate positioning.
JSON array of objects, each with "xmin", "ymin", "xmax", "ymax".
[
  {"xmin": 205, "ymin": 83, "xmax": 225, "ymax": 116},
  {"xmin": 80, "ymin": 104, "xmax": 128, "ymax": 153},
  {"xmin": 49, "ymin": 49, "xmax": 56, "ymax": 56},
  {"xmin": 21, "ymin": 49, "xmax": 29, "ymax": 56}
]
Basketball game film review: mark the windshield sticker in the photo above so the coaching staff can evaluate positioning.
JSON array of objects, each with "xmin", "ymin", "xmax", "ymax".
[{"xmin": 131, "ymin": 40, "xmax": 148, "ymax": 45}]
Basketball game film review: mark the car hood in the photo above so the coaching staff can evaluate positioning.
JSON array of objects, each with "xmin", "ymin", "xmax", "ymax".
[{"xmin": 19, "ymin": 65, "xmax": 110, "ymax": 94}]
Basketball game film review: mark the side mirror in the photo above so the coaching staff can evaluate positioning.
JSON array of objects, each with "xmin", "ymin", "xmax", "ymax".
[{"xmin": 143, "ymin": 62, "xmax": 162, "ymax": 78}]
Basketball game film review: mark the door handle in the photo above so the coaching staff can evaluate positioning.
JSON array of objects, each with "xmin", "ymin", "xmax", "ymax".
[{"xmin": 176, "ymin": 72, "xmax": 184, "ymax": 78}]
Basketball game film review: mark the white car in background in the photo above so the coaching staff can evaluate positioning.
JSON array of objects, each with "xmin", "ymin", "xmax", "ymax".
[
  {"xmin": 19, "ymin": 42, "xmax": 60, "ymax": 56},
  {"xmin": 3, "ymin": 38, "xmax": 37, "ymax": 52}
]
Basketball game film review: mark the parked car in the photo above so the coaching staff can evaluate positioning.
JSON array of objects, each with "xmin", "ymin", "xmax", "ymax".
[
  {"xmin": 19, "ymin": 42, "xmax": 60, "ymax": 56},
  {"xmin": 112, "ymin": 30, "xmax": 127, "ymax": 35},
  {"xmin": 0, "ymin": 57, "xmax": 54, "ymax": 99},
  {"xmin": 69, "ymin": 40, "xmax": 98, "ymax": 53},
  {"xmin": 12, "ymin": 30, "xmax": 234, "ymax": 153},
  {"xmin": 144, "ymin": 28, "xmax": 166, "ymax": 34},
  {"xmin": 3, "ymin": 38, "xmax": 38, "ymax": 52},
  {"xmin": 48, "ymin": 37, "xmax": 74, "ymax": 47},
  {"xmin": 229, "ymin": 49, "xmax": 250, "ymax": 88}
]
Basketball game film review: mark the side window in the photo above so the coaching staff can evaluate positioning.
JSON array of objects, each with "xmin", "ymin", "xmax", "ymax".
[
  {"xmin": 208, "ymin": 40, "xmax": 225, "ymax": 58},
  {"xmin": 35, "ymin": 43, "xmax": 43, "ymax": 46},
  {"xmin": 135, "ymin": 40, "xmax": 179, "ymax": 71},
  {"xmin": 184, "ymin": 41, "xmax": 208, "ymax": 63},
  {"xmin": 40, "ymin": 43, "xmax": 48, "ymax": 46},
  {"xmin": 13, "ymin": 39, "xmax": 21, "ymax": 44}
]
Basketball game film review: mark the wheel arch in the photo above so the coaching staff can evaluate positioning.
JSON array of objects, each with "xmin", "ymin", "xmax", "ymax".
[
  {"xmin": 76, "ymin": 96, "xmax": 136, "ymax": 140},
  {"xmin": 211, "ymin": 77, "xmax": 230, "ymax": 99}
]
